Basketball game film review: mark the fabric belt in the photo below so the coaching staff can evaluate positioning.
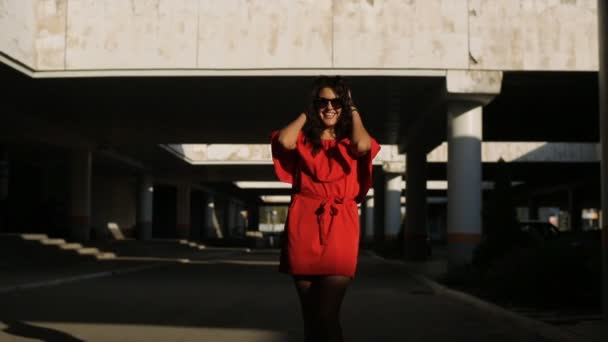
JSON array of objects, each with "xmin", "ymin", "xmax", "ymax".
[{"xmin": 294, "ymin": 191, "xmax": 355, "ymax": 245}]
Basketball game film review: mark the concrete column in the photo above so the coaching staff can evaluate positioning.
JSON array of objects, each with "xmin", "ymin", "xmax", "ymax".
[
  {"xmin": 373, "ymin": 173, "xmax": 386, "ymax": 245},
  {"xmin": 359, "ymin": 200, "xmax": 366, "ymax": 247},
  {"xmin": 528, "ymin": 198, "xmax": 539, "ymax": 220},
  {"xmin": 247, "ymin": 201, "xmax": 259, "ymax": 231},
  {"xmin": 136, "ymin": 175, "xmax": 154, "ymax": 240},
  {"xmin": 404, "ymin": 146, "xmax": 428, "ymax": 260},
  {"xmin": 0, "ymin": 146, "xmax": 8, "ymax": 232},
  {"xmin": 597, "ymin": 0, "xmax": 608, "ymax": 323},
  {"xmin": 226, "ymin": 200, "xmax": 236, "ymax": 237},
  {"xmin": 233, "ymin": 202, "xmax": 244, "ymax": 237},
  {"xmin": 447, "ymin": 102, "xmax": 483, "ymax": 266},
  {"xmin": 384, "ymin": 173, "xmax": 403, "ymax": 239},
  {"xmin": 363, "ymin": 197, "xmax": 375, "ymax": 247},
  {"xmin": 0, "ymin": 146, "xmax": 8, "ymax": 201},
  {"xmin": 203, "ymin": 192, "xmax": 216, "ymax": 238},
  {"xmin": 567, "ymin": 188, "xmax": 582, "ymax": 231},
  {"xmin": 176, "ymin": 183, "xmax": 191, "ymax": 239},
  {"xmin": 70, "ymin": 150, "xmax": 92, "ymax": 242}
]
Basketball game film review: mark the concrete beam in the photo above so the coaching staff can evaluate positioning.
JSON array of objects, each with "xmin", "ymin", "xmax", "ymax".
[
  {"xmin": 0, "ymin": 0, "xmax": 599, "ymax": 75},
  {"xmin": 469, "ymin": 0, "xmax": 598, "ymax": 71},
  {"xmin": 445, "ymin": 70, "xmax": 503, "ymax": 104},
  {"xmin": 402, "ymin": 70, "xmax": 502, "ymax": 153}
]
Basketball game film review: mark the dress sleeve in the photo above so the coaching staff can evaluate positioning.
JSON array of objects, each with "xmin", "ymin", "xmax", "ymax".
[
  {"xmin": 356, "ymin": 137, "xmax": 381, "ymax": 203},
  {"xmin": 270, "ymin": 130, "xmax": 298, "ymax": 184}
]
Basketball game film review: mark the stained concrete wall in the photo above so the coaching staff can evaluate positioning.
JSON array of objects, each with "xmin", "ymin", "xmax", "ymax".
[
  {"xmin": 0, "ymin": 0, "xmax": 37, "ymax": 68},
  {"xmin": 66, "ymin": 0, "xmax": 197, "ymax": 69},
  {"xmin": 0, "ymin": 0, "xmax": 599, "ymax": 72},
  {"xmin": 333, "ymin": 0, "xmax": 469, "ymax": 69},
  {"xmin": 468, "ymin": 0, "xmax": 598, "ymax": 71}
]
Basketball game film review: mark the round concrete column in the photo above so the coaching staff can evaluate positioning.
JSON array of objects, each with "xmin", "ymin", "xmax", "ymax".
[
  {"xmin": 447, "ymin": 102, "xmax": 483, "ymax": 266},
  {"xmin": 404, "ymin": 146, "xmax": 428, "ymax": 260},
  {"xmin": 137, "ymin": 175, "xmax": 154, "ymax": 240},
  {"xmin": 363, "ymin": 197, "xmax": 375, "ymax": 246},
  {"xmin": 70, "ymin": 150, "xmax": 92, "ymax": 242},
  {"xmin": 384, "ymin": 173, "xmax": 403, "ymax": 239},
  {"xmin": 176, "ymin": 184, "xmax": 191, "ymax": 239},
  {"xmin": 597, "ymin": 0, "xmax": 608, "ymax": 323}
]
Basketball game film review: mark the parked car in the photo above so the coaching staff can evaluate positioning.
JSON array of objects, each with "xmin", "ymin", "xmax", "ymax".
[{"xmin": 517, "ymin": 220, "xmax": 560, "ymax": 244}]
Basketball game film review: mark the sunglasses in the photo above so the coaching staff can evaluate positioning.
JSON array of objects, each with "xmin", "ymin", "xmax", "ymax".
[{"xmin": 315, "ymin": 97, "xmax": 343, "ymax": 109}]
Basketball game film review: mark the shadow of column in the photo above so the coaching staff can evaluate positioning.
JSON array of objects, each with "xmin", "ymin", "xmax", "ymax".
[{"xmin": 1, "ymin": 319, "xmax": 84, "ymax": 341}]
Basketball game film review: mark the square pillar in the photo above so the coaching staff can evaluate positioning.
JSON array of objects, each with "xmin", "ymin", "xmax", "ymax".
[
  {"xmin": 0, "ymin": 146, "xmax": 8, "ymax": 201},
  {"xmin": 404, "ymin": 145, "xmax": 429, "ymax": 260},
  {"xmin": 176, "ymin": 183, "xmax": 191, "ymax": 239},
  {"xmin": 137, "ymin": 175, "xmax": 154, "ymax": 240},
  {"xmin": 0, "ymin": 146, "xmax": 8, "ymax": 232},
  {"xmin": 247, "ymin": 201, "xmax": 260, "ymax": 231},
  {"xmin": 70, "ymin": 150, "xmax": 92, "ymax": 242}
]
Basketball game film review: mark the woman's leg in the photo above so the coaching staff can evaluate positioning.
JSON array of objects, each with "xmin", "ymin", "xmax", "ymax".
[
  {"xmin": 293, "ymin": 275, "xmax": 320, "ymax": 342},
  {"xmin": 317, "ymin": 275, "xmax": 351, "ymax": 342}
]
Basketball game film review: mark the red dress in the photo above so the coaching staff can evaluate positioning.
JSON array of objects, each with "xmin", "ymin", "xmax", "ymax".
[{"xmin": 270, "ymin": 130, "xmax": 380, "ymax": 278}]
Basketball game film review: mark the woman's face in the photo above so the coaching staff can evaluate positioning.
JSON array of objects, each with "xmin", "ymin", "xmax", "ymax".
[{"xmin": 316, "ymin": 87, "xmax": 342, "ymax": 128}]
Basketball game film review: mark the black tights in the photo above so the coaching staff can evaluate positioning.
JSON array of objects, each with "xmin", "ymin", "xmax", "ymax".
[{"xmin": 293, "ymin": 275, "xmax": 351, "ymax": 342}]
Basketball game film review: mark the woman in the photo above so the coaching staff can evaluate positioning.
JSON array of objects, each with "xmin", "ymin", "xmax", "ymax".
[{"xmin": 270, "ymin": 76, "xmax": 380, "ymax": 342}]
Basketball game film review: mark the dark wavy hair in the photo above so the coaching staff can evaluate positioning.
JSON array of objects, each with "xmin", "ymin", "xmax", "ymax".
[{"xmin": 302, "ymin": 76, "xmax": 354, "ymax": 155}]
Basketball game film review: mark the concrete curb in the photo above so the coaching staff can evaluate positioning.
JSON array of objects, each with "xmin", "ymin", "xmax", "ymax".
[
  {"xmin": 366, "ymin": 252, "xmax": 588, "ymax": 342},
  {"xmin": 0, "ymin": 263, "xmax": 166, "ymax": 295}
]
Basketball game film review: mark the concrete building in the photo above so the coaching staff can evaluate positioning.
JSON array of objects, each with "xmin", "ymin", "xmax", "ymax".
[{"xmin": 0, "ymin": 0, "xmax": 606, "ymax": 321}]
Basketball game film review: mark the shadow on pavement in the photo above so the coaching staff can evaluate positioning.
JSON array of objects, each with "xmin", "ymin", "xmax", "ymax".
[
  {"xmin": 1, "ymin": 319, "xmax": 85, "ymax": 341},
  {"xmin": 0, "ymin": 239, "xmax": 562, "ymax": 342}
]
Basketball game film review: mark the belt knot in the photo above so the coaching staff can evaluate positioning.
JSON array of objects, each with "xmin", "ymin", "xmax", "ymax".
[{"xmin": 295, "ymin": 192, "xmax": 349, "ymax": 246}]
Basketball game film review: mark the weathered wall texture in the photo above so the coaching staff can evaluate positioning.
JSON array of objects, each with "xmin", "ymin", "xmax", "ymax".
[
  {"xmin": 333, "ymin": 0, "xmax": 469, "ymax": 69},
  {"xmin": 0, "ymin": 0, "xmax": 37, "ymax": 68},
  {"xmin": 0, "ymin": 0, "xmax": 600, "ymax": 72},
  {"xmin": 198, "ymin": 0, "xmax": 332, "ymax": 68},
  {"xmin": 34, "ymin": 0, "xmax": 66, "ymax": 70},
  {"xmin": 469, "ymin": 0, "xmax": 598, "ymax": 70},
  {"xmin": 66, "ymin": 0, "xmax": 198, "ymax": 69}
]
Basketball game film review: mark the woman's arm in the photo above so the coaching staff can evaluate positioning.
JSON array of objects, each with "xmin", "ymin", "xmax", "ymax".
[
  {"xmin": 350, "ymin": 108, "xmax": 372, "ymax": 154},
  {"xmin": 277, "ymin": 113, "xmax": 307, "ymax": 150}
]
